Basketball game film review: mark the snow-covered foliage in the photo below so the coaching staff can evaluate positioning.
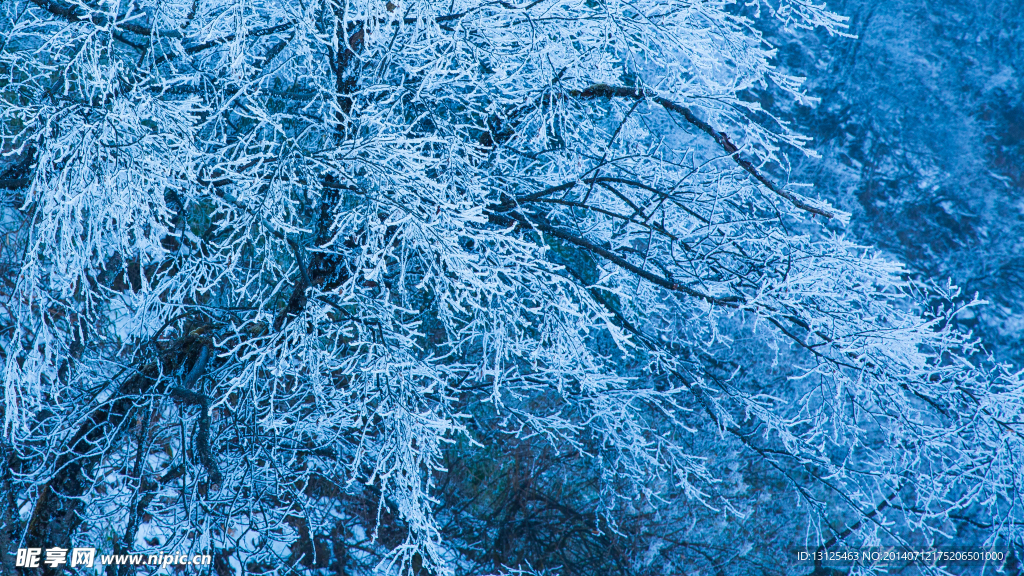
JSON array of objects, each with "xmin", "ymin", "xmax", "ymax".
[{"xmin": 0, "ymin": 0, "xmax": 1021, "ymax": 574}]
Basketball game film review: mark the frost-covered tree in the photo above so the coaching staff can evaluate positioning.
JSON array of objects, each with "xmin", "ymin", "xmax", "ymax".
[{"xmin": 1, "ymin": 0, "xmax": 1022, "ymax": 575}]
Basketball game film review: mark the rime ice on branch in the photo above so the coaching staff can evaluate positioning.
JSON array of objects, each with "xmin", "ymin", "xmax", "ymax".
[{"xmin": 0, "ymin": 1, "xmax": 1021, "ymax": 575}]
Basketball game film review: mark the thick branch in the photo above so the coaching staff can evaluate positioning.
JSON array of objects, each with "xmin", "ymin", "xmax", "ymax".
[{"xmin": 168, "ymin": 345, "xmax": 221, "ymax": 485}]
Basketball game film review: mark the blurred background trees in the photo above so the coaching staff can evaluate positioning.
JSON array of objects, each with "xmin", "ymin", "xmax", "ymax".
[{"xmin": 762, "ymin": 0, "xmax": 1024, "ymax": 363}]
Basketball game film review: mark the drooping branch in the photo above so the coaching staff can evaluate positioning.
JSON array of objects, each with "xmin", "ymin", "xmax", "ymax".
[
  {"xmin": 486, "ymin": 208, "xmax": 741, "ymax": 307},
  {"xmin": 571, "ymin": 84, "xmax": 841, "ymax": 220},
  {"xmin": 815, "ymin": 491, "xmax": 897, "ymax": 569}
]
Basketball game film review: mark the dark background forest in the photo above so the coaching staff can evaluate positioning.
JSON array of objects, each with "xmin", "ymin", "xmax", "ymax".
[{"xmin": 767, "ymin": 0, "xmax": 1024, "ymax": 364}]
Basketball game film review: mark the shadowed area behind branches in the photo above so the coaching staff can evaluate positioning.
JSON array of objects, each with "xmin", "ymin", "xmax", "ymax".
[{"xmin": 761, "ymin": 0, "xmax": 1024, "ymax": 363}]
